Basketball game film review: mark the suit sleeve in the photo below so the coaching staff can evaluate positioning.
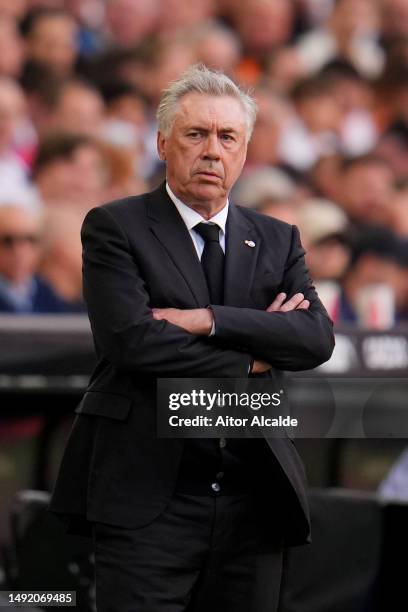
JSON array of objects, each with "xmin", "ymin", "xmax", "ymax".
[
  {"xmin": 81, "ymin": 206, "xmax": 251, "ymax": 378},
  {"xmin": 211, "ymin": 225, "xmax": 335, "ymax": 371}
]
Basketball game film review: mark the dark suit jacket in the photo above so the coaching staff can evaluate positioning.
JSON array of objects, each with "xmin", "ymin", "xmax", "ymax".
[{"xmin": 49, "ymin": 182, "xmax": 335, "ymax": 546}]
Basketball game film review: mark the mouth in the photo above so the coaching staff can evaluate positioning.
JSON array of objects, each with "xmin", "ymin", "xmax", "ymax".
[{"xmin": 195, "ymin": 171, "xmax": 222, "ymax": 180}]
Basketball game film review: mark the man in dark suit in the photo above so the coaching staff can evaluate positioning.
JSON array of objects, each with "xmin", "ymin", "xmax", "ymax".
[{"xmin": 49, "ymin": 65, "xmax": 334, "ymax": 611}]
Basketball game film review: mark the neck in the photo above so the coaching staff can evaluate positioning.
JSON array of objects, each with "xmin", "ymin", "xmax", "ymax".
[{"xmin": 168, "ymin": 185, "xmax": 228, "ymax": 219}]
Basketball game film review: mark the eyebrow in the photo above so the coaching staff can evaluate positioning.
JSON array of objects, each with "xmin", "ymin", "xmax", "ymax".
[{"xmin": 187, "ymin": 126, "xmax": 240, "ymax": 134}]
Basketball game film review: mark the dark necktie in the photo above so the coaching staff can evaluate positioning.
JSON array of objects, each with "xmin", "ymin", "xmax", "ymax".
[{"xmin": 194, "ymin": 222, "xmax": 224, "ymax": 305}]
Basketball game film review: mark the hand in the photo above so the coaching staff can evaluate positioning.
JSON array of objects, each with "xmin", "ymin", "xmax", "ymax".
[
  {"xmin": 266, "ymin": 292, "xmax": 309, "ymax": 312},
  {"xmin": 251, "ymin": 359, "xmax": 272, "ymax": 374},
  {"xmin": 152, "ymin": 307, "xmax": 213, "ymax": 335}
]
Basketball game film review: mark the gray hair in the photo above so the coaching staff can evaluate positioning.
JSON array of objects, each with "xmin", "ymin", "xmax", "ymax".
[{"xmin": 156, "ymin": 64, "xmax": 257, "ymax": 140}]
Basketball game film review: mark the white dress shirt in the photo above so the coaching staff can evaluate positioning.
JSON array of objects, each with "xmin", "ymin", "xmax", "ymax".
[
  {"xmin": 166, "ymin": 182, "xmax": 229, "ymax": 337},
  {"xmin": 166, "ymin": 182, "xmax": 228, "ymax": 257}
]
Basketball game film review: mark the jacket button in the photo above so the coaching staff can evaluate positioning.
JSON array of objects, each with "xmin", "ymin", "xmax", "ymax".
[{"xmin": 219, "ymin": 438, "xmax": 227, "ymax": 448}]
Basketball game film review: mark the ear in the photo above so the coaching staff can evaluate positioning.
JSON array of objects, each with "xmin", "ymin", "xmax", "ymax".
[{"xmin": 157, "ymin": 131, "xmax": 166, "ymax": 161}]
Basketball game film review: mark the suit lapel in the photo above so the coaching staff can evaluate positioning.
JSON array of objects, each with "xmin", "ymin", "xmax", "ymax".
[
  {"xmin": 147, "ymin": 183, "xmax": 209, "ymax": 307},
  {"xmin": 223, "ymin": 204, "xmax": 261, "ymax": 307}
]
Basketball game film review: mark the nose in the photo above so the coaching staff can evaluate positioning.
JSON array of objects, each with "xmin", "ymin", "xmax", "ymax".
[{"xmin": 202, "ymin": 133, "xmax": 221, "ymax": 160}]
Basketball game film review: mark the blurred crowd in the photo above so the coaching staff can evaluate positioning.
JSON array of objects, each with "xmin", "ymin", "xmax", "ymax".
[{"xmin": 0, "ymin": 0, "xmax": 407, "ymax": 327}]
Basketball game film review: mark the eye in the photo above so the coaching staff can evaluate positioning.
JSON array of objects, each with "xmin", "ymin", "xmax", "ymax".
[
  {"xmin": 187, "ymin": 131, "xmax": 202, "ymax": 139},
  {"xmin": 220, "ymin": 133, "xmax": 235, "ymax": 142}
]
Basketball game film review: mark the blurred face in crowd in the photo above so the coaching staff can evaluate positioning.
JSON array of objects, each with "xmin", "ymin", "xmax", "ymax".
[
  {"xmin": 158, "ymin": 93, "xmax": 249, "ymax": 214},
  {"xmin": 0, "ymin": 79, "xmax": 26, "ymax": 153},
  {"xmin": 331, "ymin": 0, "xmax": 380, "ymax": 37},
  {"xmin": 158, "ymin": 0, "xmax": 215, "ymax": 31},
  {"xmin": 51, "ymin": 83, "xmax": 105, "ymax": 136},
  {"xmin": 296, "ymin": 93, "xmax": 342, "ymax": 133},
  {"xmin": 0, "ymin": 17, "xmax": 25, "ymax": 78},
  {"xmin": 247, "ymin": 90, "xmax": 290, "ymax": 165},
  {"xmin": 26, "ymin": 13, "xmax": 78, "ymax": 77},
  {"xmin": 0, "ymin": 0, "xmax": 27, "ymax": 19},
  {"xmin": 233, "ymin": 0, "xmax": 294, "ymax": 55},
  {"xmin": 341, "ymin": 161, "xmax": 395, "ymax": 224},
  {"xmin": 383, "ymin": 0, "xmax": 408, "ymax": 39},
  {"xmin": 150, "ymin": 42, "xmax": 196, "ymax": 105},
  {"xmin": 105, "ymin": 0, "xmax": 159, "ymax": 48},
  {"xmin": 36, "ymin": 143, "xmax": 108, "ymax": 208},
  {"xmin": 0, "ymin": 206, "xmax": 41, "ymax": 284},
  {"xmin": 194, "ymin": 28, "xmax": 241, "ymax": 75},
  {"xmin": 306, "ymin": 237, "xmax": 351, "ymax": 281}
]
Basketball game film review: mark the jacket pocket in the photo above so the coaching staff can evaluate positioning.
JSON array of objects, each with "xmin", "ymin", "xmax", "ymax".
[{"xmin": 74, "ymin": 391, "xmax": 132, "ymax": 420}]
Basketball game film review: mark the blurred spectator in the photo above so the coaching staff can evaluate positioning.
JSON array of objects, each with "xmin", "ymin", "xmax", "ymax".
[
  {"xmin": 97, "ymin": 141, "xmax": 147, "ymax": 201},
  {"xmin": 375, "ymin": 64, "xmax": 408, "ymax": 180},
  {"xmin": 247, "ymin": 87, "xmax": 291, "ymax": 168},
  {"xmin": 104, "ymin": 0, "xmax": 160, "ymax": 49},
  {"xmin": 296, "ymin": 0, "xmax": 384, "ymax": 78},
  {"xmin": 38, "ymin": 206, "xmax": 85, "ymax": 309},
  {"xmin": 0, "ymin": 15, "xmax": 25, "ymax": 78},
  {"xmin": 20, "ymin": 7, "xmax": 79, "ymax": 78},
  {"xmin": 390, "ymin": 182, "xmax": 408, "ymax": 237},
  {"xmin": 319, "ymin": 60, "xmax": 377, "ymax": 156},
  {"xmin": 0, "ymin": 0, "xmax": 27, "ymax": 20},
  {"xmin": 279, "ymin": 74, "xmax": 343, "ymax": 171},
  {"xmin": 102, "ymin": 81, "xmax": 147, "ymax": 132},
  {"xmin": 0, "ymin": 77, "xmax": 34, "ymax": 198},
  {"xmin": 0, "ymin": 205, "xmax": 71, "ymax": 313},
  {"xmin": 338, "ymin": 225, "xmax": 408, "ymax": 325},
  {"xmin": 45, "ymin": 79, "xmax": 105, "ymax": 137},
  {"xmin": 191, "ymin": 21, "xmax": 241, "ymax": 75},
  {"xmin": 234, "ymin": 167, "xmax": 297, "ymax": 208},
  {"xmin": 337, "ymin": 154, "xmax": 396, "ymax": 227},
  {"xmin": 0, "ymin": 0, "xmax": 401, "ymax": 329},
  {"xmin": 158, "ymin": 0, "xmax": 216, "ymax": 33},
  {"xmin": 298, "ymin": 198, "xmax": 350, "ymax": 278},
  {"xmin": 32, "ymin": 132, "xmax": 108, "ymax": 212},
  {"xmin": 231, "ymin": 0, "xmax": 295, "ymax": 60},
  {"xmin": 382, "ymin": 0, "xmax": 408, "ymax": 43}
]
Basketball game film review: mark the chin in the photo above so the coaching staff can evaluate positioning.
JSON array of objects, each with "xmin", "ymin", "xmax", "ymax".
[{"xmin": 190, "ymin": 184, "xmax": 224, "ymax": 201}]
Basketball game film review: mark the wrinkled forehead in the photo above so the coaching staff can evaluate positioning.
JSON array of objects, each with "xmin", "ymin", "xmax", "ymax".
[{"xmin": 173, "ymin": 92, "xmax": 247, "ymax": 131}]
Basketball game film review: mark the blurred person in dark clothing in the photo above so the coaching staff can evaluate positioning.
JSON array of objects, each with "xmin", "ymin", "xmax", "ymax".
[
  {"xmin": 338, "ymin": 225, "xmax": 408, "ymax": 324},
  {"xmin": 20, "ymin": 7, "xmax": 79, "ymax": 78},
  {"xmin": 38, "ymin": 206, "xmax": 86, "ymax": 310},
  {"xmin": 32, "ymin": 132, "xmax": 109, "ymax": 212},
  {"xmin": 376, "ymin": 65, "xmax": 408, "ymax": 181},
  {"xmin": 0, "ymin": 204, "xmax": 71, "ymax": 313},
  {"xmin": 338, "ymin": 154, "xmax": 396, "ymax": 227}
]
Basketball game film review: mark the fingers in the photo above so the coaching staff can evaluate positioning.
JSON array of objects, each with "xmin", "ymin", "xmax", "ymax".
[
  {"xmin": 277, "ymin": 292, "xmax": 305, "ymax": 312},
  {"xmin": 266, "ymin": 293, "xmax": 311, "ymax": 313},
  {"xmin": 266, "ymin": 292, "xmax": 287, "ymax": 312},
  {"xmin": 296, "ymin": 299, "xmax": 310, "ymax": 310}
]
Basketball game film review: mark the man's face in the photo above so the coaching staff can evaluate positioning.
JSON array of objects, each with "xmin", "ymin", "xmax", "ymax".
[
  {"xmin": 157, "ymin": 93, "xmax": 248, "ymax": 209},
  {"xmin": 0, "ymin": 208, "xmax": 41, "ymax": 284}
]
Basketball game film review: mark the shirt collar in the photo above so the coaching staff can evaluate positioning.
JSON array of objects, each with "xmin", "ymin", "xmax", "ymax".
[{"xmin": 166, "ymin": 182, "xmax": 229, "ymax": 234}]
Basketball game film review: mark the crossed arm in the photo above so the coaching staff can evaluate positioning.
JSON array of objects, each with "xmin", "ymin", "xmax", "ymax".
[
  {"xmin": 153, "ymin": 292, "xmax": 311, "ymax": 373},
  {"xmin": 82, "ymin": 206, "xmax": 334, "ymax": 377}
]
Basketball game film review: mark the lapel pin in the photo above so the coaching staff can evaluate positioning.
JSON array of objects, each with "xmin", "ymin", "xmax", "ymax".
[{"xmin": 244, "ymin": 240, "xmax": 256, "ymax": 248}]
